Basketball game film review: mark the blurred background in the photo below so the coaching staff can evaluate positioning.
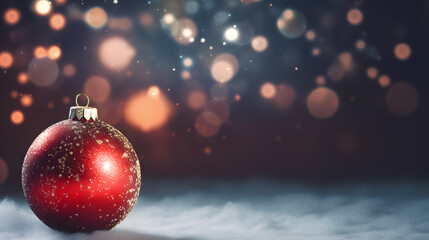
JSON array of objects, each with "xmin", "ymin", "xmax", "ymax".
[{"xmin": 0, "ymin": 0, "xmax": 428, "ymax": 239}]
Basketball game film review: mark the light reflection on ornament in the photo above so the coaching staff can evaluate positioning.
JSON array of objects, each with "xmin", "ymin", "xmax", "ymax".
[{"xmin": 99, "ymin": 36, "xmax": 136, "ymax": 71}]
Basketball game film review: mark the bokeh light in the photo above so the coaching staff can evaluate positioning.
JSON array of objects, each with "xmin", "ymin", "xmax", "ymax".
[
  {"xmin": 251, "ymin": 35, "xmax": 268, "ymax": 52},
  {"xmin": 339, "ymin": 52, "xmax": 352, "ymax": 71},
  {"xmin": 378, "ymin": 75, "xmax": 391, "ymax": 87},
  {"xmin": 277, "ymin": 9, "xmax": 307, "ymax": 38},
  {"xmin": 316, "ymin": 76, "xmax": 326, "ymax": 85},
  {"xmin": 34, "ymin": 0, "xmax": 52, "ymax": 16},
  {"xmin": 99, "ymin": 36, "xmax": 136, "ymax": 71},
  {"xmin": 185, "ymin": 0, "xmax": 200, "ymax": 15},
  {"xmin": 17, "ymin": 72, "xmax": 28, "ymax": 84},
  {"xmin": 0, "ymin": 51, "xmax": 13, "ymax": 69},
  {"xmin": 224, "ymin": 27, "xmax": 239, "ymax": 42},
  {"xmin": 307, "ymin": 87, "xmax": 339, "ymax": 119},
  {"xmin": 162, "ymin": 13, "xmax": 175, "ymax": 26},
  {"xmin": 83, "ymin": 76, "xmax": 111, "ymax": 104},
  {"xmin": 10, "ymin": 110, "xmax": 24, "ymax": 125},
  {"xmin": 171, "ymin": 18, "xmax": 198, "ymax": 45},
  {"xmin": 0, "ymin": 158, "xmax": 8, "ymax": 185},
  {"xmin": 85, "ymin": 7, "xmax": 108, "ymax": 29},
  {"xmin": 386, "ymin": 82, "xmax": 419, "ymax": 116},
  {"xmin": 356, "ymin": 40, "xmax": 366, "ymax": 50},
  {"xmin": 187, "ymin": 91, "xmax": 206, "ymax": 110},
  {"xmin": 20, "ymin": 94, "xmax": 33, "ymax": 107},
  {"xmin": 260, "ymin": 82, "xmax": 276, "ymax": 99},
  {"xmin": 4, "ymin": 8, "xmax": 20, "ymax": 25},
  {"xmin": 47, "ymin": 45, "xmax": 62, "ymax": 60},
  {"xmin": 49, "ymin": 13, "xmax": 66, "ymax": 31},
  {"xmin": 204, "ymin": 100, "xmax": 230, "ymax": 124},
  {"xmin": 183, "ymin": 57, "xmax": 193, "ymax": 68},
  {"xmin": 211, "ymin": 84, "xmax": 228, "ymax": 100},
  {"xmin": 108, "ymin": 17, "xmax": 133, "ymax": 32},
  {"xmin": 273, "ymin": 84, "xmax": 296, "ymax": 110},
  {"xmin": 305, "ymin": 30, "xmax": 316, "ymax": 41},
  {"xmin": 140, "ymin": 13, "xmax": 153, "ymax": 27},
  {"xmin": 347, "ymin": 9, "xmax": 363, "ymax": 25},
  {"xmin": 34, "ymin": 46, "xmax": 47, "ymax": 58},
  {"xmin": 211, "ymin": 53, "xmax": 239, "ymax": 83},
  {"xmin": 125, "ymin": 89, "xmax": 172, "ymax": 132},
  {"xmin": 366, "ymin": 67, "xmax": 378, "ymax": 79},
  {"xmin": 63, "ymin": 64, "xmax": 76, "ymax": 77},
  {"xmin": 394, "ymin": 43, "xmax": 411, "ymax": 61},
  {"xmin": 195, "ymin": 112, "xmax": 221, "ymax": 137},
  {"xmin": 28, "ymin": 57, "xmax": 59, "ymax": 87},
  {"xmin": 148, "ymin": 86, "xmax": 160, "ymax": 97}
]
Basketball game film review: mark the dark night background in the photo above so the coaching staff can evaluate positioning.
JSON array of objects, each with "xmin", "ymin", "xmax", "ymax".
[{"xmin": 0, "ymin": 0, "xmax": 429, "ymax": 239}]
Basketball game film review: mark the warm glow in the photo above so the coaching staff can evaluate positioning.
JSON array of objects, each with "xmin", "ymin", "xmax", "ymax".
[
  {"xmin": 10, "ymin": 110, "xmax": 24, "ymax": 125},
  {"xmin": 34, "ymin": 0, "xmax": 52, "ymax": 16},
  {"xmin": 20, "ymin": 94, "xmax": 33, "ymax": 107},
  {"xmin": 251, "ymin": 35, "xmax": 268, "ymax": 52},
  {"xmin": 305, "ymin": 30, "xmax": 316, "ymax": 41},
  {"xmin": 47, "ymin": 45, "xmax": 62, "ymax": 60},
  {"xmin": 211, "ymin": 53, "xmax": 239, "ymax": 83},
  {"xmin": 63, "ymin": 64, "xmax": 75, "ymax": 77},
  {"xmin": 386, "ymin": 82, "xmax": 419, "ymax": 116},
  {"xmin": 366, "ymin": 67, "xmax": 378, "ymax": 79},
  {"xmin": 187, "ymin": 91, "xmax": 206, "ymax": 110},
  {"xmin": 277, "ymin": 9, "xmax": 307, "ymax": 38},
  {"xmin": 99, "ymin": 36, "xmax": 136, "ymax": 71},
  {"xmin": 339, "ymin": 52, "xmax": 352, "ymax": 71},
  {"xmin": 356, "ymin": 40, "xmax": 366, "ymax": 50},
  {"xmin": 125, "ymin": 89, "xmax": 172, "ymax": 132},
  {"xmin": 394, "ymin": 43, "xmax": 411, "ymax": 61},
  {"xmin": 28, "ymin": 57, "xmax": 59, "ymax": 87},
  {"xmin": 4, "ymin": 8, "xmax": 20, "ymax": 25},
  {"xmin": 0, "ymin": 51, "xmax": 13, "ymax": 69},
  {"xmin": 49, "ymin": 13, "xmax": 66, "ymax": 31},
  {"xmin": 108, "ymin": 17, "xmax": 133, "ymax": 32},
  {"xmin": 34, "ymin": 46, "xmax": 47, "ymax": 58},
  {"xmin": 378, "ymin": 75, "xmax": 391, "ymax": 87},
  {"xmin": 347, "ymin": 9, "xmax": 363, "ymax": 25},
  {"xmin": 85, "ymin": 7, "xmax": 108, "ymax": 29},
  {"xmin": 140, "ymin": 13, "xmax": 153, "ymax": 27},
  {"xmin": 148, "ymin": 86, "xmax": 160, "ymax": 97},
  {"xmin": 171, "ymin": 18, "xmax": 197, "ymax": 45},
  {"xmin": 312, "ymin": 48, "xmax": 320, "ymax": 56},
  {"xmin": 83, "ymin": 76, "xmax": 111, "ymax": 104},
  {"xmin": 183, "ymin": 57, "xmax": 193, "ymax": 67},
  {"xmin": 224, "ymin": 27, "xmax": 239, "ymax": 41},
  {"xmin": 181, "ymin": 70, "xmax": 191, "ymax": 80},
  {"xmin": 274, "ymin": 84, "xmax": 296, "ymax": 109},
  {"xmin": 17, "ymin": 72, "xmax": 28, "ymax": 84},
  {"xmin": 260, "ymin": 82, "xmax": 276, "ymax": 99},
  {"xmin": 162, "ymin": 13, "xmax": 175, "ymax": 25},
  {"xmin": 316, "ymin": 76, "xmax": 326, "ymax": 85},
  {"xmin": 307, "ymin": 87, "xmax": 339, "ymax": 119},
  {"xmin": 55, "ymin": 0, "xmax": 67, "ymax": 5}
]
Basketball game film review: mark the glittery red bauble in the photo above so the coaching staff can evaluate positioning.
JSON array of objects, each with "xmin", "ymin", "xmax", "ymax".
[{"xmin": 22, "ymin": 119, "xmax": 141, "ymax": 232}]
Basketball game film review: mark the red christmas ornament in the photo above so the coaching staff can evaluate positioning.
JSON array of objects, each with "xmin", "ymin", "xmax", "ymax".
[{"xmin": 22, "ymin": 94, "xmax": 141, "ymax": 233}]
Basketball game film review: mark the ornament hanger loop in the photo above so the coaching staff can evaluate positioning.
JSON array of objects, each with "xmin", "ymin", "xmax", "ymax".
[{"xmin": 75, "ymin": 93, "xmax": 90, "ymax": 107}]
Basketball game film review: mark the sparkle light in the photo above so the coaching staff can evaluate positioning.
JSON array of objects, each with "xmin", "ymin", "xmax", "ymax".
[
  {"xmin": 85, "ymin": 7, "xmax": 108, "ymax": 29},
  {"xmin": 224, "ymin": 27, "xmax": 239, "ymax": 42},
  {"xmin": 347, "ymin": 9, "xmax": 363, "ymax": 25},
  {"xmin": 28, "ymin": 57, "xmax": 59, "ymax": 87},
  {"xmin": 171, "ymin": 18, "xmax": 197, "ymax": 45},
  {"xmin": 47, "ymin": 45, "xmax": 62, "ymax": 60},
  {"xmin": 99, "ymin": 36, "xmax": 136, "ymax": 71},
  {"xmin": 49, "ymin": 13, "xmax": 66, "ymax": 31},
  {"xmin": 125, "ymin": 89, "xmax": 172, "ymax": 132},
  {"xmin": 140, "ymin": 13, "xmax": 153, "ymax": 27},
  {"xmin": 83, "ymin": 76, "xmax": 111, "ymax": 104},
  {"xmin": 260, "ymin": 82, "xmax": 276, "ymax": 99},
  {"xmin": 211, "ymin": 53, "xmax": 239, "ymax": 83},
  {"xmin": 251, "ymin": 35, "xmax": 268, "ymax": 52},
  {"xmin": 307, "ymin": 87, "xmax": 339, "ymax": 119},
  {"xmin": 394, "ymin": 43, "xmax": 411, "ymax": 61},
  {"xmin": 20, "ymin": 94, "xmax": 33, "ymax": 107},
  {"xmin": 0, "ymin": 51, "xmax": 13, "ymax": 69},
  {"xmin": 34, "ymin": 0, "xmax": 52, "ymax": 16},
  {"xmin": 148, "ymin": 86, "xmax": 160, "ymax": 97},
  {"xmin": 4, "ymin": 8, "xmax": 20, "ymax": 25},
  {"xmin": 10, "ymin": 110, "xmax": 24, "ymax": 125},
  {"xmin": 108, "ymin": 17, "xmax": 133, "ymax": 32},
  {"xmin": 386, "ymin": 82, "xmax": 419, "ymax": 116},
  {"xmin": 277, "ymin": 9, "xmax": 307, "ymax": 38}
]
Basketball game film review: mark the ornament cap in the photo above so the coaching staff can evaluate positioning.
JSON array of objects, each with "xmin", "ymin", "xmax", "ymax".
[{"xmin": 69, "ymin": 93, "xmax": 98, "ymax": 121}]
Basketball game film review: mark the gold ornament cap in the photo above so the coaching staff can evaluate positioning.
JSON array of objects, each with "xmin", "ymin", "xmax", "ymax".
[{"xmin": 69, "ymin": 93, "xmax": 98, "ymax": 121}]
